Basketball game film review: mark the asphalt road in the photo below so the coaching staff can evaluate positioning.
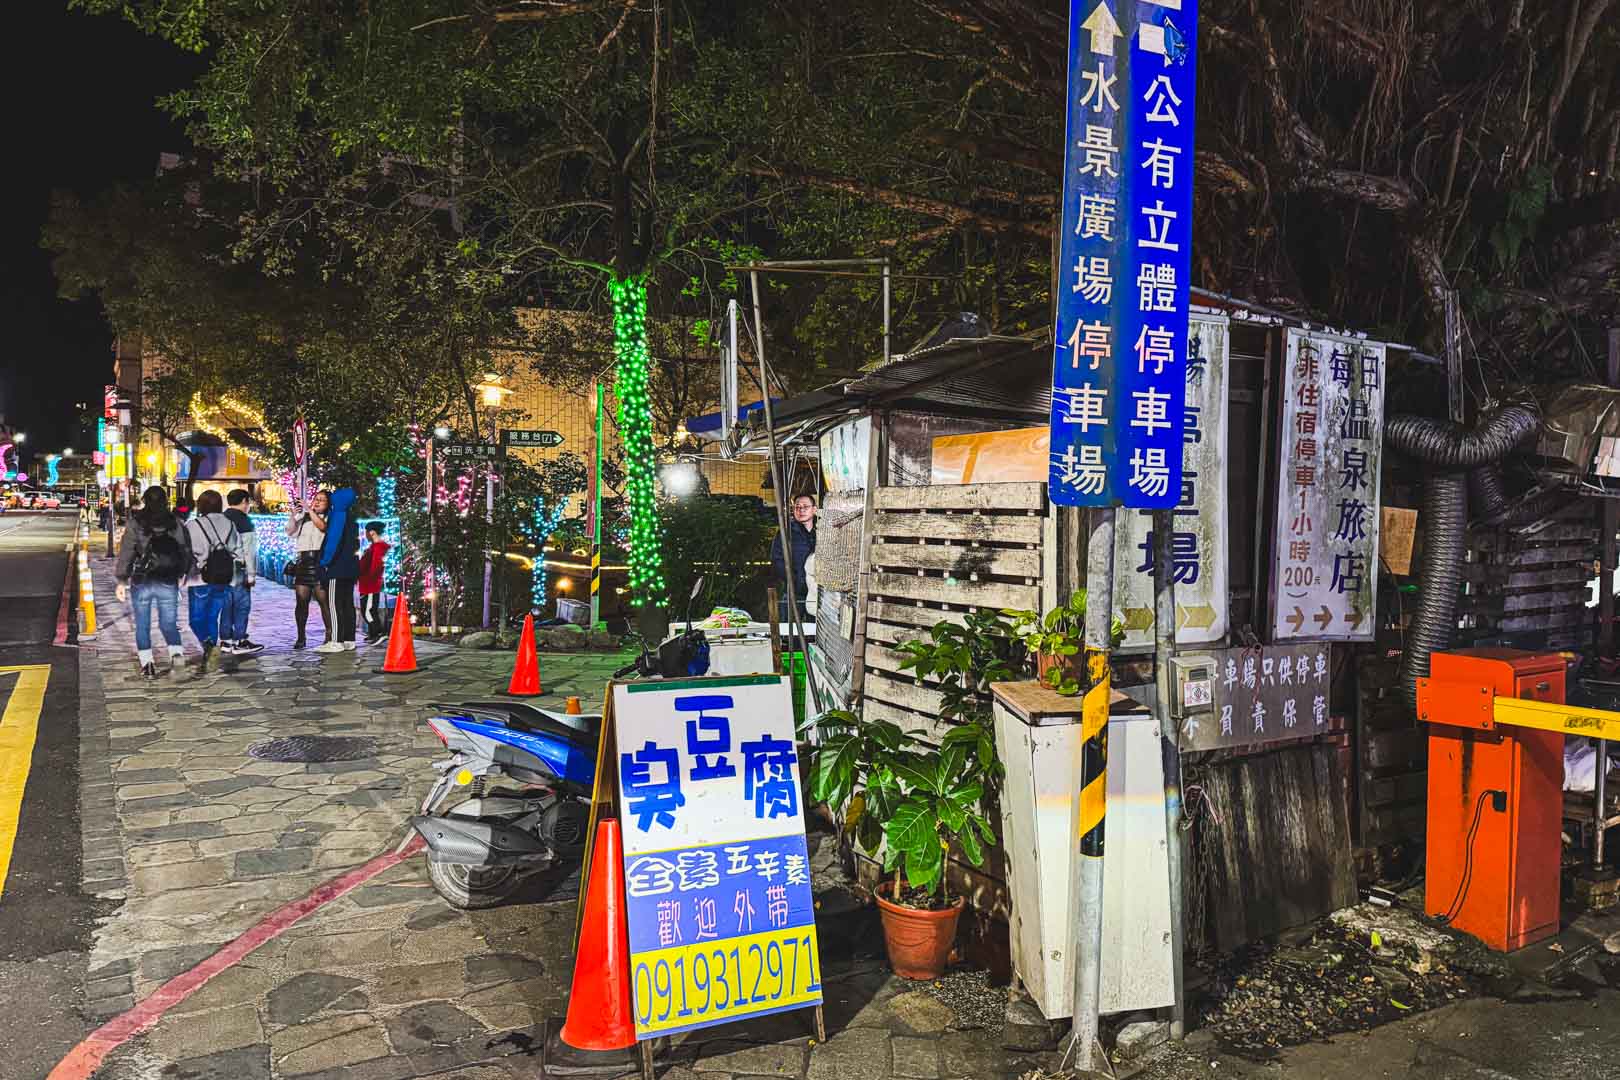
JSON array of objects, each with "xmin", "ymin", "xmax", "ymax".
[{"xmin": 0, "ymin": 512, "xmax": 100, "ymax": 1079}]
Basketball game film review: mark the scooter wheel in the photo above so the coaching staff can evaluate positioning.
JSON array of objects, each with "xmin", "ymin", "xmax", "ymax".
[{"xmin": 427, "ymin": 860, "xmax": 521, "ymax": 909}]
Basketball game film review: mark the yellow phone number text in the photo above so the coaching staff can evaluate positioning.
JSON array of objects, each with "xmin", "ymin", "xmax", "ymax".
[{"xmin": 630, "ymin": 924, "xmax": 823, "ymax": 1036}]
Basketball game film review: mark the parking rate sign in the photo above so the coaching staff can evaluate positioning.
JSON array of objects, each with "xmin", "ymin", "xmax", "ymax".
[
  {"xmin": 1050, "ymin": 0, "xmax": 1199, "ymax": 508},
  {"xmin": 613, "ymin": 676, "xmax": 822, "ymax": 1040}
]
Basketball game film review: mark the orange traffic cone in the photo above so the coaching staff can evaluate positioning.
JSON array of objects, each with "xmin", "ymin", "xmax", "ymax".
[
  {"xmin": 376, "ymin": 597, "xmax": 418, "ymax": 674},
  {"xmin": 544, "ymin": 818, "xmax": 639, "ymax": 1072},
  {"xmin": 504, "ymin": 613, "xmax": 543, "ymax": 696}
]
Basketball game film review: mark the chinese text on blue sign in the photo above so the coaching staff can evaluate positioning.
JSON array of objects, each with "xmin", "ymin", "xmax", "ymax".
[
  {"xmin": 615, "ymin": 676, "xmax": 821, "ymax": 1040},
  {"xmin": 1050, "ymin": 0, "xmax": 1199, "ymax": 508}
]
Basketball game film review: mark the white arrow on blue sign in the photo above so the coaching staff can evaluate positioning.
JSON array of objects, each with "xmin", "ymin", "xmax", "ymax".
[{"xmin": 1049, "ymin": 0, "xmax": 1199, "ymax": 509}]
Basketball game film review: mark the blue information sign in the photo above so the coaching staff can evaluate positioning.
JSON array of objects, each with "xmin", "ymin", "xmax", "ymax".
[{"xmin": 1049, "ymin": 0, "xmax": 1199, "ymax": 508}]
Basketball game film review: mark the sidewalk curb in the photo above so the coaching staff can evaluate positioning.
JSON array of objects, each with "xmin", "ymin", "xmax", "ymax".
[{"xmin": 76, "ymin": 627, "xmax": 128, "ymax": 910}]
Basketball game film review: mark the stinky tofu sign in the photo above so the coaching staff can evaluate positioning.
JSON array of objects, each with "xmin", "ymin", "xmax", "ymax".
[
  {"xmin": 614, "ymin": 676, "xmax": 822, "ymax": 1040},
  {"xmin": 1115, "ymin": 312, "xmax": 1229, "ymax": 650},
  {"xmin": 1048, "ymin": 0, "xmax": 1200, "ymax": 509},
  {"xmin": 1267, "ymin": 329, "xmax": 1386, "ymax": 643},
  {"xmin": 1178, "ymin": 644, "xmax": 1334, "ymax": 752}
]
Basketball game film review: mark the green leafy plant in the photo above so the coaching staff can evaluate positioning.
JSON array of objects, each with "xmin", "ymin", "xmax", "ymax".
[
  {"xmin": 1003, "ymin": 590, "xmax": 1124, "ymax": 695},
  {"xmin": 803, "ymin": 708, "xmax": 998, "ymax": 903},
  {"xmin": 893, "ymin": 608, "xmax": 1022, "ymax": 724}
]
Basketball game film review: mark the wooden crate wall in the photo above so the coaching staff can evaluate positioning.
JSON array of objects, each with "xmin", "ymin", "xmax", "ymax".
[{"xmin": 860, "ymin": 481, "xmax": 1050, "ymax": 745}]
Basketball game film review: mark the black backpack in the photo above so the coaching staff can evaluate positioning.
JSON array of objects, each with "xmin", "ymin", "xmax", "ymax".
[
  {"xmin": 197, "ymin": 518, "xmax": 237, "ymax": 586},
  {"xmin": 133, "ymin": 525, "xmax": 186, "ymax": 582}
]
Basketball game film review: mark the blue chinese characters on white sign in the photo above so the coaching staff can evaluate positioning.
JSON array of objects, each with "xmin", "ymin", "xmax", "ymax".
[
  {"xmin": 614, "ymin": 677, "xmax": 823, "ymax": 1040},
  {"xmin": 1050, "ymin": 0, "xmax": 1199, "ymax": 508}
]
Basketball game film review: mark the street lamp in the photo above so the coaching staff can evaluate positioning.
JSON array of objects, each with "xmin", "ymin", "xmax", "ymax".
[{"xmin": 471, "ymin": 375, "xmax": 512, "ymax": 629}]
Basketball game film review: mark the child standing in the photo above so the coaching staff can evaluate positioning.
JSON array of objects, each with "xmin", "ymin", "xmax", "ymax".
[{"xmin": 358, "ymin": 521, "xmax": 390, "ymax": 643}]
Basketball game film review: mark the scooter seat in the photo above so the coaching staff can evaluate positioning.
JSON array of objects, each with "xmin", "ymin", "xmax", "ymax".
[{"xmin": 432, "ymin": 701, "xmax": 601, "ymax": 746}]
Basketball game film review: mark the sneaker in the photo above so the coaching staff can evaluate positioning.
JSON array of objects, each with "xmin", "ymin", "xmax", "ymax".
[
  {"xmin": 342, "ymin": 641, "xmax": 356, "ymax": 651},
  {"xmin": 168, "ymin": 663, "xmax": 188, "ymax": 681},
  {"xmin": 235, "ymin": 639, "xmax": 266, "ymax": 656},
  {"xmin": 314, "ymin": 641, "xmax": 345, "ymax": 654},
  {"xmin": 140, "ymin": 662, "xmax": 157, "ymax": 680},
  {"xmin": 219, "ymin": 640, "xmax": 240, "ymax": 656},
  {"xmin": 198, "ymin": 643, "xmax": 216, "ymax": 672}
]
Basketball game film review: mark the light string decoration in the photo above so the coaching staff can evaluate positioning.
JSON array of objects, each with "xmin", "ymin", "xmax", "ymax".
[
  {"xmin": 610, "ymin": 275, "xmax": 666, "ymax": 608},
  {"xmin": 375, "ymin": 475, "xmax": 404, "ymax": 593},
  {"xmin": 527, "ymin": 499, "xmax": 569, "ymax": 614}
]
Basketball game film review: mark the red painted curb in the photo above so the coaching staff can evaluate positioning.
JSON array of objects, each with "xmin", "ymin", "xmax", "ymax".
[{"xmin": 49, "ymin": 834, "xmax": 425, "ymax": 1080}]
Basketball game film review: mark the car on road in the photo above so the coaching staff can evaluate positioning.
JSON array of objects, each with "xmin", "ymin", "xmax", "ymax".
[{"xmin": 14, "ymin": 491, "xmax": 62, "ymax": 509}]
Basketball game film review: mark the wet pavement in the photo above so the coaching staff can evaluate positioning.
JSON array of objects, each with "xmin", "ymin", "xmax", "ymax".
[{"xmin": 12, "ymin": 535, "xmax": 1620, "ymax": 1078}]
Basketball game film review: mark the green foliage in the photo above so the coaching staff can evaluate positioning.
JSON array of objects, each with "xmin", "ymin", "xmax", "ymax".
[
  {"xmin": 659, "ymin": 496, "xmax": 773, "ymax": 614},
  {"xmin": 802, "ymin": 708, "xmax": 998, "ymax": 901},
  {"xmin": 1488, "ymin": 166, "xmax": 1553, "ymax": 273},
  {"xmin": 893, "ymin": 609, "xmax": 1023, "ymax": 725},
  {"xmin": 1003, "ymin": 592, "xmax": 1125, "ymax": 696}
]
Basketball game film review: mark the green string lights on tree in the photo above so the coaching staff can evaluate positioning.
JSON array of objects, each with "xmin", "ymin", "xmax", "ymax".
[{"xmin": 610, "ymin": 276, "xmax": 666, "ymax": 609}]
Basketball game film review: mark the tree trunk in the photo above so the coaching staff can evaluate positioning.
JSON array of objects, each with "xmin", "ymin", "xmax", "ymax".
[{"xmin": 609, "ymin": 275, "xmax": 666, "ymax": 610}]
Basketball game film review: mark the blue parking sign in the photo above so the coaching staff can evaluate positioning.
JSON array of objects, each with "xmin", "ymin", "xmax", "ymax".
[{"xmin": 1050, "ymin": 0, "xmax": 1198, "ymax": 508}]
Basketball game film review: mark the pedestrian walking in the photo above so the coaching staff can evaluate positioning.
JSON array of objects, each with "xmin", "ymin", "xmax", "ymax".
[
  {"xmin": 96, "ymin": 497, "xmax": 110, "ymax": 532},
  {"xmin": 183, "ymin": 489, "xmax": 242, "ymax": 672},
  {"xmin": 286, "ymin": 490, "xmax": 331, "ymax": 650},
  {"xmin": 315, "ymin": 481, "xmax": 361, "ymax": 654},
  {"xmin": 221, "ymin": 488, "xmax": 264, "ymax": 656},
  {"xmin": 113, "ymin": 486, "xmax": 192, "ymax": 679},
  {"xmin": 358, "ymin": 521, "xmax": 390, "ymax": 643}
]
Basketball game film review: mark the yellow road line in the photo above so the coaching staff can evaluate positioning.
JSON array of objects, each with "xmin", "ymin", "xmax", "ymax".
[{"xmin": 0, "ymin": 665, "xmax": 50, "ymax": 898}]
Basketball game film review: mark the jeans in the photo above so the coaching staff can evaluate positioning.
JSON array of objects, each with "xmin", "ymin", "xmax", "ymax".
[
  {"xmin": 223, "ymin": 583, "xmax": 253, "ymax": 641},
  {"xmin": 188, "ymin": 584, "xmax": 230, "ymax": 646},
  {"xmin": 131, "ymin": 581, "xmax": 181, "ymax": 652}
]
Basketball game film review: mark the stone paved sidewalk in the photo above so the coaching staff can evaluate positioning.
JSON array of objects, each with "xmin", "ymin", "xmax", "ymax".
[{"xmin": 72, "ymin": 554, "xmax": 1058, "ymax": 1080}]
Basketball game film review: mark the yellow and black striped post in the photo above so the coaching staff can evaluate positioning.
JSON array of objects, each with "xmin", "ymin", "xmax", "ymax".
[
  {"xmin": 1078, "ymin": 648, "xmax": 1110, "ymax": 857},
  {"xmin": 589, "ymin": 547, "xmax": 602, "ymax": 619}
]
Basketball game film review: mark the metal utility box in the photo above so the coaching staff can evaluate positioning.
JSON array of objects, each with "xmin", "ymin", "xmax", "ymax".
[
  {"xmin": 991, "ymin": 682, "xmax": 1174, "ymax": 1020},
  {"xmin": 1416, "ymin": 649, "xmax": 1565, "ymax": 952}
]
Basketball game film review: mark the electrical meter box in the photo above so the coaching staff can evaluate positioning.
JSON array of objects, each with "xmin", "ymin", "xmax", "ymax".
[{"xmin": 1168, "ymin": 656, "xmax": 1217, "ymax": 719}]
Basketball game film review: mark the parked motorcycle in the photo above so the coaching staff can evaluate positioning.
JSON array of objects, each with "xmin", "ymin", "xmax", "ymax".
[{"xmin": 410, "ymin": 579, "xmax": 711, "ymax": 908}]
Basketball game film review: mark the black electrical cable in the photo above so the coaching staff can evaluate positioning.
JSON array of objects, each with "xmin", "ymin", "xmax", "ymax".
[{"xmin": 1436, "ymin": 788, "xmax": 1505, "ymax": 925}]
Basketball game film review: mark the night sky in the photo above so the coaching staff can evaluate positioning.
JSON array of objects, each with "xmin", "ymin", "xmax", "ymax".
[{"xmin": 0, "ymin": 5, "xmax": 194, "ymax": 464}]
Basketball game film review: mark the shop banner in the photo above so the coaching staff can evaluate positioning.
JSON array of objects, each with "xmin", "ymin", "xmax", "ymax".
[
  {"xmin": 614, "ymin": 676, "xmax": 822, "ymax": 1040},
  {"xmin": 1114, "ymin": 313, "xmax": 1229, "ymax": 650},
  {"xmin": 1267, "ymin": 329, "xmax": 1386, "ymax": 643}
]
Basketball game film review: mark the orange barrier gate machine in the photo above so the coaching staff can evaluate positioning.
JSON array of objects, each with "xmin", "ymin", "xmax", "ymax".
[{"xmin": 1413, "ymin": 649, "xmax": 1620, "ymax": 951}]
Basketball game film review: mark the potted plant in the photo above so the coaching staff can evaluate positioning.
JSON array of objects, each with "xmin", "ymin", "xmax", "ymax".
[
  {"xmin": 1004, "ymin": 590, "xmax": 1123, "ymax": 695},
  {"xmin": 805, "ymin": 707, "xmax": 1000, "ymax": 979}
]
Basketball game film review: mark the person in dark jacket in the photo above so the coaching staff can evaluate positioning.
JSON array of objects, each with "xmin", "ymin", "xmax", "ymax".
[
  {"xmin": 114, "ymin": 486, "xmax": 193, "ymax": 679},
  {"xmin": 220, "ymin": 488, "xmax": 263, "ymax": 656},
  {"xmin": 769, "ymin": 493, "xmax": 817, "ymax": 622},
  {"xmin": 315, "ymin": 483, "xmax": 361, "ymax": 653}
]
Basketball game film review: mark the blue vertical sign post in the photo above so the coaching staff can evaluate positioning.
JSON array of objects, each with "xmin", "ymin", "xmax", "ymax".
[{"xmin": 1049, "ymin": 0, "xmax": 1199, "ymax": 509}]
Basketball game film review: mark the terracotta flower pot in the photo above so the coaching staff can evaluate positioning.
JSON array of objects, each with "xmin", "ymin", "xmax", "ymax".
[
  {"xmin": 875, "ymin": 881, "xmax": 965, "ymax": 980},
  {"xmin": 1036, "ymin": 650, "xmax": 1084, "ymax": 688}
]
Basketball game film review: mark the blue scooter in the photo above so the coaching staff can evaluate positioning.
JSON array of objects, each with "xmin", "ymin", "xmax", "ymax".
[{"xmin": 411, "ymin": 582, "xmax": 710, "ymax": 908}]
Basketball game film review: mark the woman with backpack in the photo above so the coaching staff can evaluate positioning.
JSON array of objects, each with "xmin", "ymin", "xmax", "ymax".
[
  {"xmin": 113, "ymin": 486, "xmax": 192, "ymax": 679},
  {"xmin": 184, "ymin": 489, "xmax": 243, "ymax": 672}
]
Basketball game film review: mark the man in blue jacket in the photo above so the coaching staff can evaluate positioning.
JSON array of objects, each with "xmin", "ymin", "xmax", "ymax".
[{"xmin": 314, "ymin": 483, "xmax": 361, "ymax": 653}]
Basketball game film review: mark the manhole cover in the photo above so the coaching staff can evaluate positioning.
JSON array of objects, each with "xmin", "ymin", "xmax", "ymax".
[{"xmin": 246, "ymin": 735, "xmax": 380, "ymax": 763}]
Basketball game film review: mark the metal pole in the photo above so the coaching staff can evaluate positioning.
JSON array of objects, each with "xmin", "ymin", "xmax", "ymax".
[
  {"xmin": 882, "ymin": 260, "xmax": 892, "ymax": 365},
  {"xmin": 1444, "ymin": 289, "xmax": 1465, "ymax": 424},
  {"xmin": 1067, "ymin": 506, "xmax": 1114, "ymax": 1074},
  {"xmin": 1600, "ymin": 327, "xmax": 1620, "ymax": 871},
  {"xmin": 1151, "ymin": 510, "xmax": 1186, "ymax": 1040},
  {"xmin": 482, "ymin": 418, "xmax": 496, "ymax": 629},
  {"xmin": 751, "ymin": 270, "xmax": 823, "ymax": 715},
  {"xmin": 591, "ymin": 380, "xmax": 604, "ymax": 628},
  {"xmin": 427, "ymin": 437, "xmax": 439, "ymax": 638}
]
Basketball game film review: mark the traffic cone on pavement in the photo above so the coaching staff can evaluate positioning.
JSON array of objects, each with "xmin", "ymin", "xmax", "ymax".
[
  {"xmin": 504, "ymin": 613, "xmax": 543, "ymax": 696},
  {"xmin": 376, "ymin": 598, "xmax": 418, "ymax": 674},
  {"xmin": 544, "ymin": 818, "xmax": 639, "ymax": 1073}
]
